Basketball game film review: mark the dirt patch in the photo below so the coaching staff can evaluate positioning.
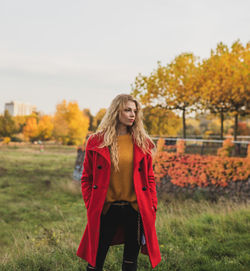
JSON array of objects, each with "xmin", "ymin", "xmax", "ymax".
[{"xmin": 0, "ymin": 167, "xmax": 7, "ymax": 177}]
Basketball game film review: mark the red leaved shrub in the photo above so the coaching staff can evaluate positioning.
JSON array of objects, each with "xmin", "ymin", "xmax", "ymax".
[{"xmin": 154, "ymin": 151, "xmax": 250, "ymax": 188}]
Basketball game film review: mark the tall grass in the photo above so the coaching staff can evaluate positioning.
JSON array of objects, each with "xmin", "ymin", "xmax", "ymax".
[{"xmin": 0, "ymin": 145, "xmax": 249, "ymax": 271}]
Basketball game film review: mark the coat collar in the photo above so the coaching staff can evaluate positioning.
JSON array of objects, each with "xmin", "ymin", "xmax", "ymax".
[
  {"xmin": 89, "ymin": 142, "xmax": 145, "ymax": 166},
  {"xmin": 90, "ymin": 145, "xmax": 111, "ymax": 165}
]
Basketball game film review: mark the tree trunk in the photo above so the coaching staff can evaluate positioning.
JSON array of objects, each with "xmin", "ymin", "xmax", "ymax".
[
  {"xmin": 234, "ymin": 113, "xmax": 238, "ymax": 141},
  {"xmin": 220, "ymin": 111, "xmax": 224, "ymax": 140},
  {"xmin": 234, "ymin": 113, "xmax": 239, "ymax": 156},
  {"xmin": 182, "ymin": 108, "xmax": 186, "ymax": 138}
]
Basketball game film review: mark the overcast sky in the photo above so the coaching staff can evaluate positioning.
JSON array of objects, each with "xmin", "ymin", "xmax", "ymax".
[{"xmin": 0, "ymin": 0, "xmax": 249, "ymax": 115}]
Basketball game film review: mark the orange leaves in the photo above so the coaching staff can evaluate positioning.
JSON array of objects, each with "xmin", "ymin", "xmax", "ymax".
[
  {"xmin": 154, "ymin": 151, "xmax": 250, "ymax": 188},
  {"xmin": 156, "ymin": 137, "xmax": 165, "ymax": 152},
  {"xmin": 247, "ymin": 144, "xmax": 250, "ymax": 159},
  {"xmin": 176, "ymin": 139, "xmax": 185, "ymax": 154},
  {"xmin": 217, "ymin": 138, "xmax": 234, "ymax": 157}
]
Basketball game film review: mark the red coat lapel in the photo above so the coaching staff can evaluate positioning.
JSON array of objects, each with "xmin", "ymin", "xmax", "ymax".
[
  {"xmin": 87, "ymin": 133, "xmax": 146, "ymax": 167},
  {"xmin": 133, "ymin": 142, "xmax": 145, "ymax": 166}
]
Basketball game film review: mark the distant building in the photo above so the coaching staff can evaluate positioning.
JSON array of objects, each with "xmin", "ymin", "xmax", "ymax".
[{"xmin": 4, "ymin": 101, "xmax": 36, "ymax": 116}]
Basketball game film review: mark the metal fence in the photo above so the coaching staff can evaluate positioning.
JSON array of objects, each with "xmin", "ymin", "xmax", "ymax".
[{"xmin": 151, "ymin": 137, "xmax": 249, "ymax": 157}]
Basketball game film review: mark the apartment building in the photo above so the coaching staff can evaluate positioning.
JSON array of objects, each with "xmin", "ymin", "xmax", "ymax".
[{"xmin": 4, "ymin": 101, "xmax": 36, "ymax": 116}]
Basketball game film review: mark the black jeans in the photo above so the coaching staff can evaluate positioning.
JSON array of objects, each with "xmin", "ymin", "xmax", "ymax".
[{"xmin": 87, "ymin": 204, "xmax": 141, "ymax": 271}]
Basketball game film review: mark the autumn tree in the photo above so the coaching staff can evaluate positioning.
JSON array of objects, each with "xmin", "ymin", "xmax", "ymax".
[
  {"xmin": 53, "ymin": 100, "xmax": 89, "ymax": 145},
  {"xmin": 92, "ymin": 108, "xmax": 107, "ymax": 131},
  {"xmin": 0, "ymin": 110, "xmax": 17, "ymax": 137},
  {"xmin": 167, "ymin": 53, "xmax": 201, "ymax": 138},
  {"xmin": 22, "ymin": 117, "xmax": 39, "ymax": 141},
  {"xmin": 226, "ymin": 40, "xmax": 250, "ymax": 140},
  {"xmin": 143, "ymin": 106, "xmax": 182, "ymax": 136},
  {"xmin": 13, "ymin": 116, "xmax": 26, "ymax": 133},
  {"xmin": 83, "ymin": 108, "xmax": 94, "ymax": 131},
  {"xmin": 132, "ymin": 53, "xmax": 200, "ymax": 138},
  {"xmin": 37, "ymin": 115, "xmax": 54, "ymax": 141},
  {"xmin": 200, "ymin": 41, "xmax": 250, "ymax": 140},
  {"xmin": 200, "ymin": 43, "xmax": 232, "ymax": 139}
]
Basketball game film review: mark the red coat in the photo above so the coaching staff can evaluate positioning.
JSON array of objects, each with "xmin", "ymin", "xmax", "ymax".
[{"xmin": 76, "ymin": 134, "xmax": 161, "ymax": 268}]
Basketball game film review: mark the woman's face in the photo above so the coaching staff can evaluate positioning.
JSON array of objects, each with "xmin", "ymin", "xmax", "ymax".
[{"xmin": 118, "ymin": 100, "xmax": 137, "ymax": 127}]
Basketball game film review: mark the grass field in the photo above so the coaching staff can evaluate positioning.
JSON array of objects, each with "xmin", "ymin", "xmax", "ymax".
[{"xmin": 0, "ymin": 145, "xmax": 249, "ymax": 271}]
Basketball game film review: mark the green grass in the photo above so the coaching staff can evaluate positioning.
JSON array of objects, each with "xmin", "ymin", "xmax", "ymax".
[{"xmin": 0, "ymin": 145, "xmax": 249, "ymax": 271}]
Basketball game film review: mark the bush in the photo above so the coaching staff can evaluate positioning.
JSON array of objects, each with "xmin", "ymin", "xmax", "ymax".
[
  {"xmin": 217, "ymin": 138, "xmax": 234, "ymax": 157},
  {"xmin": 154, "ymin": 151, "xmax": 250, "ymax": 188},
  {"xmin": 3, "ymin": 137, "xmax": 11, "ymax": 144}
]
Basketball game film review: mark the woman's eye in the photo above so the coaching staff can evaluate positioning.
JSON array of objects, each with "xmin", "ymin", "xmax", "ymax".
[{"xmin": 124, "ymin": 108, "xmax": 136, "ymax": 113}]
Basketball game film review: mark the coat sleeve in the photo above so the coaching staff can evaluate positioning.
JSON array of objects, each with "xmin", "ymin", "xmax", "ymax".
[
  {"xmin": 147, "ymin": 153, "xmax": 158, "ymax": 212},
  {"xmin": 81, "ymin": 137, "xmax": 93, "ymax": 209}
]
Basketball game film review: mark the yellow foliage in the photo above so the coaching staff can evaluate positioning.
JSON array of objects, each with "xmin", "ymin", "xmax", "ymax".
[
  {"xmin": 3, "ymin": 137, "xmax": 11, "ymax": 144},
  {"xmin": 167, "ymin": 53, "xmax": 200, "ymax": 109},
  {"xmin": 143, "ymin": 106, "xmax": 181, "ymax": 136},
  {"xmin": 92, "ymin": 108, "xmax": 106, "ymax": 131},
  {"xmin": 53, "ymin": 100, "xmax": 89, "ymax": 145},
  {"xmin": 132, "ymin": 54, "xmax": 200, "ymax": 138},
  {"xmin": 13, "ymin": 116, "xmax": 26, "ymax": 131},
  {"xmin": 132, "ymin": 54, "xmax": 200, "ymax": 112},
  {"xmin": 203, "ymin": 130, "xmax": 213, "ymax": 139},
  {"xmin": 37, "ymin": 115, "xmax": 54, "ymax": 140},
  {"xmin": 23, "ymin": 117, "xmax": 38, "ymax": 141},
  {"xmin": 200, "ymin": 40, "xmax": 249, "ymax": 116}
]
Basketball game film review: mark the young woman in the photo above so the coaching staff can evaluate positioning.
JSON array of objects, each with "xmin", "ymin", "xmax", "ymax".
[{"xmin": 77, "ymin": 94, "xmax": 161, "ymax": 271}]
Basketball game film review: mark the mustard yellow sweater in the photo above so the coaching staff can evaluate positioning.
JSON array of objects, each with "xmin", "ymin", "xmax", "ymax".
[{"xmin": 102, "ymin": 133, "xmax": 138, "ymax": 214}]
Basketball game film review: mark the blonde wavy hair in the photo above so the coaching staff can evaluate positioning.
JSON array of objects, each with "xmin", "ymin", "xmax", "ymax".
[{"xmin": 94, "ymin": 94, "xmax": 155, "ymax": 171}]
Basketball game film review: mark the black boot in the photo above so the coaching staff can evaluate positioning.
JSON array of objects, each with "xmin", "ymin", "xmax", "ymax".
[
  {"xmin": 122, "ymin": 260, "xmax": 137, "ymax": 271},
  {"xmin": 86, "ymin": 264, "xmax": 100, "ymax": 271}
]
